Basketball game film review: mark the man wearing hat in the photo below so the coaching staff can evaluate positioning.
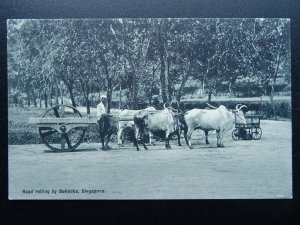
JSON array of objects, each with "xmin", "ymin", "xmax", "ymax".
[{"xmin": 97, "ymin": 95, "xmax": 107, "ymax": 120}]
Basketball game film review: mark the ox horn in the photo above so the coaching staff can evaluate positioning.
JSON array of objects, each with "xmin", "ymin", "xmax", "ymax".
[
  {"xmin": 235, "ymin": 104, "xmax": 243, "ymax": 111},
  {"xmin": 163, "ymin": 103, "xmax": 167, "ymax": 109},
  {"xmin": 171, "ymin": 107, "xmax": 178, "ymax": 112},
  {"xmin": 206, "ymin": 103, "xmax": 218, "ymax": 109},
  {"xmin": 238, "ymin": 105, "xmax": 248, "ymax": 111}
]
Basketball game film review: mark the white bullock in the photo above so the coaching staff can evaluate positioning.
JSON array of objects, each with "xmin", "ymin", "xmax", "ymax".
[
  {"xmin": 133, "ymin": 104, "xmax": 179, "ymax": 151},
  {"xmin": 184, "ymin": 104, "xmax": 247, "ymax": 148}
]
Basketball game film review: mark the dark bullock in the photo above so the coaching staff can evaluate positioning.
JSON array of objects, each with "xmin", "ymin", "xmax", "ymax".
[{"xmin": 98, "ymin": 114, "xmax": 118, "ymax": 150}]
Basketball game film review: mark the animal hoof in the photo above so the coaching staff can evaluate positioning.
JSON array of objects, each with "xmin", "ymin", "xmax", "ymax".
[
  {"xmin": 189, "ymin": 146, "xmax": 194, "ymax": 149},
  {"xmin": 178, "ymin": 143, "xmax": 182, "ymax": 146}
]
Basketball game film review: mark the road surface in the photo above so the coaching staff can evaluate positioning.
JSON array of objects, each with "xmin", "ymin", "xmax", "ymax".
[{"xmin": 8, "ymin": 120, "xmax": 292, "ymax": 199}]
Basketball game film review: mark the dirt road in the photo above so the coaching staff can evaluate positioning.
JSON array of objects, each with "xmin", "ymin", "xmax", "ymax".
[{"xmin": 8, "ymin": 120, "xmax": 292, "ymax": 199}]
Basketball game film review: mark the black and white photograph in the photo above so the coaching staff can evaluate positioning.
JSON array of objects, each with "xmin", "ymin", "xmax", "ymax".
[{"xmin": 7, "ymin": 18, "xmax": 292, "ymax": 199}]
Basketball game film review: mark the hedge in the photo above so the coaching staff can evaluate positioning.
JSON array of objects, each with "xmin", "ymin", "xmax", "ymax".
[
  {"xmin": 8, "ymin": 99, "xmax": 291, "ymax": 145},
  {"xmin": 182, "ymin": 100, "xmax": 291, "ymax": 119},
  {"xmin": 8, "ymin": 124, "xmax": 102, "ymax": 145}
]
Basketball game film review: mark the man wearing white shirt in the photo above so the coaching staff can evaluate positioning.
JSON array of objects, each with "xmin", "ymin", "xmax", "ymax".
[
  {"xmin": 97, "ymin": 95, "xmax": 107, "ymax": 120},
  {"xmin": 96, "ymin": 95, "xmax": 117, "ymax": 150}
]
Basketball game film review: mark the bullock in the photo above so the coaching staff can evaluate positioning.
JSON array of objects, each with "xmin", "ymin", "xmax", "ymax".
[
  {"xmin": 117, "ymin": 106, "xmax": 156, "ymax": 147},
  {"xmin": 133, "ymin": 103, "xmax": 181, "ymax": 151},
  {"xmin": 98, "ymin": 114, "xmax": 119, "ymax": 150},
  {"xmin": 183, "ymin": 104, "xmax": 247, "ymax": 148}
]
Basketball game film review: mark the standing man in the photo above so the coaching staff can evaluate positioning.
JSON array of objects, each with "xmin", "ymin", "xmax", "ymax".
[
  {"xmin": 97, "ymin": 95, "xmax": 117, "ymax": 150},
  {"xmin": 97, "ymin": 95, "xmax": 107, "ymax": 120}
]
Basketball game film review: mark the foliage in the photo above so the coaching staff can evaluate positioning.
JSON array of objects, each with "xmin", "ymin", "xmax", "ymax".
[
  {"xmin": 7, "ymin": 18, "xmax": 290, "ymax": 115},
  {"xmin": 8, "ymin": 128, "xmax": 42, "ymax": 145}
]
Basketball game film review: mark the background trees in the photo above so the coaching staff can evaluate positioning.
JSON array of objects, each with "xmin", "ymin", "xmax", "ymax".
[{"xmin": 7, "ymin": 18, "xmax": 290, "ymax": 114}]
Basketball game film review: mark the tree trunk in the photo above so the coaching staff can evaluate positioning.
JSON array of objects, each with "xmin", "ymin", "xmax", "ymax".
[
  {"xmin": 48, "ymin": 87, "xmax": 53, "ymax": 107},
  {"xmin": 157, "ymin": 20, "xmax": 169, "ymax": 104},
  {"xmin": 26, "ymin": 91, "xmax": 30, "ymax": 107},
  {"xmin": 167, "ymin": 58, "xmax": 172, "ymax": 101},
  {"xmin": 270, "ymin": 83, "xmax": 276, "ymax": 119},
  {"xmin": 159, "ymin": 60, "xmax": 168, "ymax": 103},
  {"xmin": 31, "ymin": 89, "xmax": 37, "ymax": 107},
  {"xmin": 39, "ymin": 92, "xmax": 42, "ymax": 108},
  {"xmin": 49, "ymin": 94, "xmax": 53, "ymax": 107},
  {"xmin": 200, "ymin": 76, "xmax": 205, "ymax": 97},
  {"xmin": 149, "ymin": 65, "xmax": 156, "ymax": 105},
  {"xmin": 176, "ymin": 75, "xmax": 188, "ymax": 104},
  {"xmin": 208, "ymin": 89, "xmax": 212, "ymax": 103},
  {"xmin": 176, "ymin": 63, "xmax": 191, "ymax": 103},
  {"xmin": 269, "ymin": 41, "xmax": 283, "ymax": 120},
  {"xmin": 67, "ymin": 85, "xmax": 76, "ymax": 108},
  {"xmin": 44, "ymin": 92, "xmax": 48, "ymax": 108},
  {"xmin": 85, "ymin": 97, "xmax": 90, "ymax": 115},
  {"xmin": 106, "ymin": 78, "xmax": 113, "ymax": 113},
  {"xmin": 229, "ymin": 82, "xmax": 232, "ymax": 97},
  {"xmin": 55, "ymin": 85, "xmax": 59, "ymax": 105},
  {"xmin": 131, "ymin": 75, "xmax": 139, "ymax": 110},
  {"xmin": 119, "ymin": 83, "xmax": 122, "ymax": 109}
]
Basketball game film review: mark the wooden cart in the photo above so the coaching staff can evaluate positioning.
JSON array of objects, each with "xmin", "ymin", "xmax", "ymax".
[
  {"xmin": 29, "ymin": 105, "xmax": 98, "ymax": 151},
  {"xmin": 232, "ymin": 112, "xmax": 262, "ymax": 141}
]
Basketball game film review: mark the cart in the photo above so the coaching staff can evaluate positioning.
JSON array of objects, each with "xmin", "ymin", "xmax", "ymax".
[
  {"xmin": 232, "ymin": 112, "xmax": 262, "ymax": 141},
  {"xmin": 29, "ymin": 105, "xmax": 98, "ymax": 151},
  {"xmin": 29, "ymin": 104, "xmax": 143, "ymax": 152}
]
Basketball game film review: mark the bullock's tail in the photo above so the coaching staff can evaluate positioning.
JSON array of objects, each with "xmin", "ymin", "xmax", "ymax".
[{"xmin": 178, "ymin": 113, "xmax": 188, "ymax": 135}]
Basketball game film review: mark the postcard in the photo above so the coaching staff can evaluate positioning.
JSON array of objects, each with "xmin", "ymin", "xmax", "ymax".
[{"xmin": 7, "ymin": 18, "xmax": 292, "ymax": 199}]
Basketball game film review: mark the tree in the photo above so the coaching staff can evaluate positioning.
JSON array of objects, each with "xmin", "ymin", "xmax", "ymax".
[
  {"xmin": 249, "ymin": 19, "xmax": 290, "ymax": 117},
  {"xmin": 120, "ymin": 19, "xmax": 153, "ymax": 109}
]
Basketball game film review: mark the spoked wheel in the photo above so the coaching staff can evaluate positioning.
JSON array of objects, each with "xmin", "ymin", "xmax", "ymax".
[
  {"xmin": 232, "ymin": 129, "xmax": 240, "ymax": 141},
  {"xmin": 38, "ymin": 105, "xmax": 86, "ymax": 152},
  {"xmin": 252, "ymin": 127, "xmax": 262, "ymax": 140}
]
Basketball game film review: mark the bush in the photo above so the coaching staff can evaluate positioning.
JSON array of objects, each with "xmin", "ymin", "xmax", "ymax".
[
  {"xmin": 182, "ymin": 100, "xmax": 291, "ymax": 119},
  {"xmin": 8, "ymin": 129, "xmax": 42, "ymax": 145},
  {"xmin": 83, "ymin": 124, "xmax": 101, "ymax": 143},
  {"xmin": 259, "ymin": 101, "xmax": 291, "ymax": 118},
  {"xmin": 8, "ymin": 99, "xmax": 291, "ymax": 145}
]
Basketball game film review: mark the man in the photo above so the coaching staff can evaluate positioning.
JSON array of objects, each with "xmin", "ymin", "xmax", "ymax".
[
  {"xmin": 96, "ymin": 95, "xmax": 118, "ymax": 150},
  {"xmin": 97, "ymin": 95, "xmax": 107, "ymax": 120}
]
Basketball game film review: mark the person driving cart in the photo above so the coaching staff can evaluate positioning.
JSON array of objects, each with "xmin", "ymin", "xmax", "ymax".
[{"xmin": 97, "ymin": 95, "xmax": 107, "ymax": 120}]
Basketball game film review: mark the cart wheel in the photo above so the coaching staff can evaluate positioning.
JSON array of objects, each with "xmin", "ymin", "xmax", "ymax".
[
  {"xmin": 252, "ymin": 127, "xmax": 262, "ymax": 140},
  {"xmin": 232, "ymin": 129, "xmax": 240, "ymax": 141},
  {"xmin": 38, "ymin": 105, "xmax": 86, "ymax": 152}
]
